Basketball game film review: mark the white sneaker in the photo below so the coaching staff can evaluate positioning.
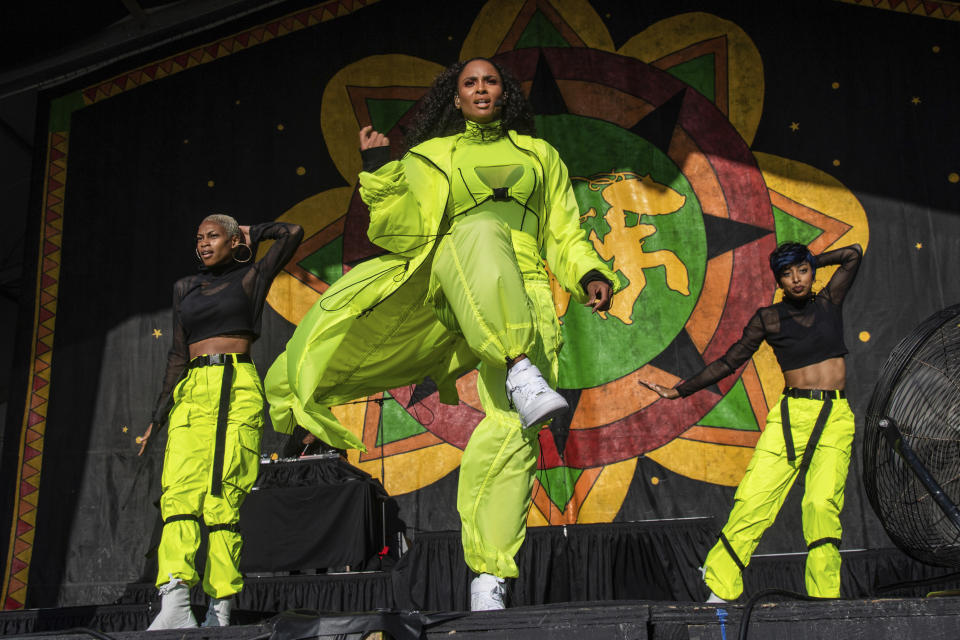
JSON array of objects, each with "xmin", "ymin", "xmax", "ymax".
[
  {"xmin": 470, "ymin": 573, "xmax": 506, "ymax": 611},
  {"xmin": 201, "ymin": 596, "xmax": 233, "ymax": 627},
  {"xmin": 706, "ymin": 591, "xmax": 728, "ymax": 603},
  {"xmin": 505, "ymin": 358, "xmax": 568, "ymax": 428},
  {"xmin": 147, "ymin": 576, "xmax": 197, "ymax": 630}
]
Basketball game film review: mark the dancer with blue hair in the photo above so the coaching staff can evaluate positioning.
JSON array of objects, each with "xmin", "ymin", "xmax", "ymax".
[{"xmin": 643, "ymin": 241, "xmax": 862, "ymax": 602}]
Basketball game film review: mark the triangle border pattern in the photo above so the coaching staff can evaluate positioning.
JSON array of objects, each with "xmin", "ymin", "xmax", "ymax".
[
  {"xmin": 81, "ymin": 0, "xmax": 381, "ymax": 105},
  {"xmin": 1, "ymin": 132, "xmax": 67, "ymax": 610}
]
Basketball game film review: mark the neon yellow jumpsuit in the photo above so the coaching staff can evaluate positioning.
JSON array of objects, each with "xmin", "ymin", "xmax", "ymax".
[{"xmin": 265, "ymin": 121, "xmax": 617, "ymax": 578}]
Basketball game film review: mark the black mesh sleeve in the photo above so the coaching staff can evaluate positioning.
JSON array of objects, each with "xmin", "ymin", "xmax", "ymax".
[
  {"xmin": 249, "ymin": 222, "xmax": 304, "ymax": 282},
  {"xmin": 817, "ymin": 244, "xmax": 862, "ymax": 305},
  {"xmin": 361, "ymin": 146, "xmax": 392, "ymax": 173},
  {"xmin": 675, "ymin": 310, "xmax": 767, "ymax": 397},
  {"xmin": 151, "ymin": 280, "xmax": 190, "ymax": 425},
  {"xmin": 244, "ymin": 222, "xmax": 304, "ymax": 335}
]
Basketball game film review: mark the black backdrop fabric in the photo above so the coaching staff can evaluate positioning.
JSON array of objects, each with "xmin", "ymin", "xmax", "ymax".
[{"xmin": 1, "ymin": 0, "xmax": 959, "ymax": 609}]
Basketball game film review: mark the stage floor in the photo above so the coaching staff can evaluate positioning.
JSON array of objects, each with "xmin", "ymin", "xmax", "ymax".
[{"xmin": 10, "ymin": 596, "xmax": 960, "ymax": 639}]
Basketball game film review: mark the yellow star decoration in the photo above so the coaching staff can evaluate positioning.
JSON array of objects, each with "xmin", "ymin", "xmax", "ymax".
[
  {"xmin": 789, "ymin": 122, "xmax": 800, "ymax": 132},
  {"xmin": 911, "ymin": 96, "xmax": 921, "ymax": 105},
  {"xmin": 270, "ymin": 452, "xmax": 279, "ymax": 461},
  {"xmin": 122, "ymin": 426, "xmax": 128, "ymax": 433},
  {"xmin": 152, "ymin": 328, "xmax": 163, "ymax": 339},
  {"xmin": 915, "ymin": 242, "xmax": 923, "ymax": 249}
]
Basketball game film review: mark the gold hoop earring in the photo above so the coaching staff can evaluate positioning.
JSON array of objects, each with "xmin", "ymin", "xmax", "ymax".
[{"xmin": 233, "ymin": 243, "xmax": 252, "ymax": 263}]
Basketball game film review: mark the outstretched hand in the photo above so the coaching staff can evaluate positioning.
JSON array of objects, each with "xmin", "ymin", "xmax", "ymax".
[
  {"xmin": 359, "ymin": 125, "xmax": 390, "ymax": 150},
  {"xmin": 639, "ymin": 380, "xmax": 680, "ymax": 399},
  {"xmin": 136, "ymin": 423, "xmax": 154, "ymax": 456},
  {"xmin": 585, "ymin": 280, "xmax": 612, "ymax": 313}
]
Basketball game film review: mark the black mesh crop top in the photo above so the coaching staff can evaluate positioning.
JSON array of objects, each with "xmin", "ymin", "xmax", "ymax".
[
  {"xmin": 150, "ymin": 221, "xmax": 303, "ymax": 423},
  {"xmin": 676, "ymin": 245, "xmax": 862, "ymax": 397}
]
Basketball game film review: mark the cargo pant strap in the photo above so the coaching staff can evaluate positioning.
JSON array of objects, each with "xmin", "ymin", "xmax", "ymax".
[{"xmin": 211, "ymin": 359, "xmax": 234, "ymax": 498}]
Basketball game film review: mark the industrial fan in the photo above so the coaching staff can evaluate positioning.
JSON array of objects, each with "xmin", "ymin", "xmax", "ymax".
[{"xmin": 864, "ymin": 303, "xmax": 960, "ymax": 567}]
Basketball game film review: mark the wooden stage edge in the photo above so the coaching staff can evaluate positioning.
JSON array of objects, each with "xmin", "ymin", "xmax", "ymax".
[{"xmin": 8, "ymin": 595, "xmax": 960, "ymax": 639}]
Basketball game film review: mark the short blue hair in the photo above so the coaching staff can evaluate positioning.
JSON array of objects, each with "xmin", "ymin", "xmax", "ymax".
[{"xmin": 769, "ymin": 242, "xmax": 816, "ymax": 278}]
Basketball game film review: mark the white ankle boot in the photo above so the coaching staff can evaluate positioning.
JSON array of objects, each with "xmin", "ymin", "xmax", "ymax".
[
  {"xmin": 470, "ymin": 573, "xmax": 506, "ymax": 611},
  {"xmin": 201, "ymin": 596, "xmax": 233, "ymax": 627},
  {"xmin": 147, "ymin": 576, "xmax": 197, "ymax": 630},
  {"xmin": 505, "ymin": 358, "xmax": 568, "ymax": 428},
  {"xmin": 698, "ymin": 565, "xmax": 728, "ymax": 603}
]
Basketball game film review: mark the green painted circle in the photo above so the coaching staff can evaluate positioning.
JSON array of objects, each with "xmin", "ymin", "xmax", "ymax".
[{"xmin": 536, "ymin": 114, "xmax": 707, "ymax": 388}]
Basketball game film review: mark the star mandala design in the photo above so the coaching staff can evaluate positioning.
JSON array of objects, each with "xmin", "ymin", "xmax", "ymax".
[{"xmin": 263, "ymin": 0, "xmax": 869, "ymax": 525}]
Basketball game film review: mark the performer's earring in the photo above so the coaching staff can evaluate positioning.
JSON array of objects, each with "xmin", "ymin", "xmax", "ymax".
[
  {"xmin": 233, "ymin": 243, "xmax": 252, "ymax": 263},
  {"xmin": 196, "ymin": 248, "xmax": 203, "ymax": 262}
]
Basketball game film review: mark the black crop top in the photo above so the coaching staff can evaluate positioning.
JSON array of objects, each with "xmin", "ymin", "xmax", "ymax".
[
  {"xmin": 151, "ymin": 221, "xmax": 304, "ymax": 423},
  {"xmin": 676, "ymin": 245, "xmax": 862, "ymax": 397}
]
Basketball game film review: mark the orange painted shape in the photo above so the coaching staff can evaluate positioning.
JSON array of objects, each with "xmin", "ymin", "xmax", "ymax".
[
  {"xmin": 571, "ymin": 365, "xmax": 677, "ymax": 428},
  {"xmin": 685, "ymin": 251, "xmax": 733, "ymax": 353}
]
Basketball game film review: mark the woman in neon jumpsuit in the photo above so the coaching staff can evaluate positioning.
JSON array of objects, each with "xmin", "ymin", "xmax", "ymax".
[
  {"xmin": 643, "ymin": 241, "xmax": 862, "ymax": 602},
  {"xmin": 264, "ymin": 58, "xmax": 616, "ymax": 610},
  {"xmin": 139, "ymin": 214, "xmax": 302, "ymax": 628}
]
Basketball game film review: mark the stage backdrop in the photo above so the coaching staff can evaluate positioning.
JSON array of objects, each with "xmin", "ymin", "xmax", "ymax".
[{"xmin": 2, "ymin": 0, "xmax": 959, "ymax": 609}]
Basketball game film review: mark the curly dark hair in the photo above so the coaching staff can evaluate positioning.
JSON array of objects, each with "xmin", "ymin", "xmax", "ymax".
[{"xmin": 403, "ymin": 57, "xmax": 536, "ymax": 151}]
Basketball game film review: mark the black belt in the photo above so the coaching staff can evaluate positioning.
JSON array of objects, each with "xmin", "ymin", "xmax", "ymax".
[
  {"xmin": 783, "ymin": 387, "xmax": 845, "ymax": 401},
  {"xmin": 189, "ymin": 353, "xmax": 252, "ymax": 368}
]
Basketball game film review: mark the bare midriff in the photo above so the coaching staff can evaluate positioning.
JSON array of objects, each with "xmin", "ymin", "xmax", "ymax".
[
  {"xmin": 782, "ymin": 356, "xmax": 846, "ymax": 390},
  {"xmin": 189, "ymin": 335, "xmax": 252, "ymax": 359}
]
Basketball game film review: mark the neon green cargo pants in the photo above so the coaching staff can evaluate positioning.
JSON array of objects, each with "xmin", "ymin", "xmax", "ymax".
[
  {"xmin": 156, "ymin": 357, "xmax": 263, "ymax": 598},
  {"xmin": 703, "ymin": 395, "xmax": 855, "ymax": 600},
  {"xmin": 431, "ymin": 215, "xmax": 562, "ymax": 578}
]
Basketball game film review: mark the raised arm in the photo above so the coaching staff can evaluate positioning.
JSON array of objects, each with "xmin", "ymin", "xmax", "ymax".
[
  {"xmin": 817, "ymin": 244, "xmax": 862, "ymax": 305},
  {"xmin": 358, "ymin": 127, "xmax": 442, "ymax": 256},
  {"xmin": 249, "ymin": 221, "xmax": 304, "ymax": 281}
]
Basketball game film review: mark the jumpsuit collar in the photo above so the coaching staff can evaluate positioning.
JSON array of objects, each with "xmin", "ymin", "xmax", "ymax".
[{"xmin": 462, "ymin": 119, "xmax": 504, "ymax": 143}]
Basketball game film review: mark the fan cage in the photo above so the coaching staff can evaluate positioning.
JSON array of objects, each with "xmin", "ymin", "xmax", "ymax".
[{"xmin": 864, "ymin": 303, "xmax": 960, "ymax": 568}]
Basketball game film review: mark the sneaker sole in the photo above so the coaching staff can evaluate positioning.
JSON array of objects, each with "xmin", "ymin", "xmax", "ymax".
[{"xmin": 522, "ymin": 399, "xmax": 569, "ymax": 429}]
